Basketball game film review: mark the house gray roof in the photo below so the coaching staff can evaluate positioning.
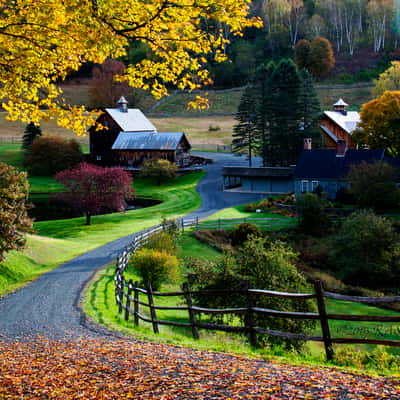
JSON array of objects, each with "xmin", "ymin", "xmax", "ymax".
[
  {"xmin": 294, "ymin": 149, "xmax": 385, "ymax": 180},
  {"xmin": 112, "ymin": 132, "xmax": 186, "ymax": 151},
  {"xmin": 323, "ymin": 111, "xmax": 360, "ymax": 134},
  {"xmin": 105, "ymin": 108, "xmax": 157, "ymax": 132}
]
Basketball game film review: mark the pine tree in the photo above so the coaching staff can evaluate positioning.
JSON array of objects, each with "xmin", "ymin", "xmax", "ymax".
[
  {"xmin": 22, "ymin": 122, "xmax": 42, "ymax": 150},
  {"xmin": 267, "ymin": 59, "xmax": 303, "ymax": 166},
  {"xmin": 232, "ymin": 86, "xmax": 259, "ymax": 167},
  {"xmin": 254, "ymin": 61, "xmax": 276, "ymax": 166},
  {"xmin": 298, "ymin": 69, "xmax": 322, "ymax": 148}
]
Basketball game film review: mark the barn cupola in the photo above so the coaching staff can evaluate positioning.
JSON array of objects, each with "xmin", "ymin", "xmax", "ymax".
[
  {"xmin": 333, "ymin": 98, "xmax": 348, "ymax": 115},
  {"xmin": 117, "ymin": 96, "xmax": 128, "ymax": 113}
]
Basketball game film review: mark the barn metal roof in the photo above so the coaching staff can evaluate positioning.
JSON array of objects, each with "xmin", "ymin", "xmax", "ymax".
[
  {"xmin": 323, "ymin": 111, "xmax": 360, "ymax": 134},
  {"xmin": 112, "ymin": 132, "xmax": 185, "ymax": 150},
  {"xmin": 105, "ymin": 108, "xmax": 157, "ymax": 132}
]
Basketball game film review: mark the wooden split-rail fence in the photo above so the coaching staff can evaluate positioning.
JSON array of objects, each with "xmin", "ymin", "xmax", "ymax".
[{"xmin": 114, "ymin": 218, "xmax": 400, "ymax": 361}]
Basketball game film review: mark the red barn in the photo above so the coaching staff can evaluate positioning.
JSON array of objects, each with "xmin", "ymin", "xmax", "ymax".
[
  {"xmin": 89, "ymin": 97, "xmax": 191, "ymax": 168},
  {"xmin": 320, "ymin": 99, "xmax": 360, "ymax": 149}
]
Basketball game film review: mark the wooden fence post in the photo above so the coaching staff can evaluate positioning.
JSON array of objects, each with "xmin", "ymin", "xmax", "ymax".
[
  {"xmin": 125, "ymin": 280, "xmax": 133, "ymax": 321},
  {"xmin": 134, "ymin": 281, "xmax": 139, "ymax": 327},
  {"xmin": 182, "ymin": 282, "xmax": 199, "ymax": 340},
  {"xmin": 245, "ymin": 280, "xmax": 257, "ymax": 347},
  {"xmin": 147, "ymin": 284, "xmax": 159, "ymax": 334},
  {"xmin": 314, "ymin": 280, "xmax": 334, "ymax": 361}
]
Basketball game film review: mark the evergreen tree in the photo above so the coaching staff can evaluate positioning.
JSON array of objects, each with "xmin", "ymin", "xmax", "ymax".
[
  {"xmin": 232, "ymin": 85, "xmax": 259, "ymax": 167},
  {"xmin": 267, "ymin": 59, "xmax": 303, "ymax": 166},
  {"xmin": 298, "ymin": 69, "xmax": 322, "ymax": 147},
  {"xmin": 22, "ymin": 122, "xmax": 42, "ymax": 150},
  {"xmin": 254, "ymin": 61, "xmax": 275, "ymax": 166}
]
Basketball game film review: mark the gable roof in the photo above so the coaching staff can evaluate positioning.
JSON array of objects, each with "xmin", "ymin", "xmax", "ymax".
[
  {"xmin": 323, "ymin": 111, "xmax": 360, "ymax": 134},
  {"xmin": 105, "ymin": 108, "xmax": 157, "ymax": 132},
  {"xmin": 294, "ymin": 149, "xmax": 385, "ymax": 179},
  {"xmin": 112, "ymin": 132, "xmax": 188, "ymax": 151}
]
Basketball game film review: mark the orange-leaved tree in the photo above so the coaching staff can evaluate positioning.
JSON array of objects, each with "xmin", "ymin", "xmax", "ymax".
[
  {"xmin": 353, "ymin": 91, "xmax": 400, "ymax": 157},
  {"xmin": 0, "ymin": 0, "xmax": 261, "ymax": 135}
]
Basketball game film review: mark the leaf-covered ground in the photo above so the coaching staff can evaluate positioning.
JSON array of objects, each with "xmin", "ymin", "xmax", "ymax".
[{"xmin": 0, "ymin": 339, "xmax": 399, "ymax": 399}]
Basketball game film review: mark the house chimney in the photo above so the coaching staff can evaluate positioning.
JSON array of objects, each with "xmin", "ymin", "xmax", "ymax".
[
  {"xmin": 333, "ymin": 98, "xmax": 348, "ymax": 116},
  {"xmin": 117, "ymin": 96, "xmax": 128, "ymax": 113},
  {"xmin": 304, "ymin": 138, "xmax": 312, "ymax": 150},
  {"xmin": 336, "ymin": 139, "xmax": 347, "ymax": 157}
]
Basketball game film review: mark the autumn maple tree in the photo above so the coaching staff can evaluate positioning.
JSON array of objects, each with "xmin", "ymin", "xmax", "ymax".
[
  {"xmin": 353, "ymin": 91, "xmax": 400, "ymax": 156},
  {"xmin": 55, "ymin": 163, "xmax": 134, "ymax": 225},
  {"xmin": 0, "ymin": 163, "xmax": 33, "ymax": 261},
  {"xmin": 0, "ymin": 0, "xmax": 261, "ymax": 135}
]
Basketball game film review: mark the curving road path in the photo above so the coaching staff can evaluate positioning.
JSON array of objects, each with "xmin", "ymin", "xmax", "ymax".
[{"xmin": 0, "ymin": 152, "xmax": 264, "ymax": 340}]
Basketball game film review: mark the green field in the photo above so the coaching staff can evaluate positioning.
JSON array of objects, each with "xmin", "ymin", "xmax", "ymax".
[{"xmin": 0, "ymin": 171, "xmax": 204, "ymax": 296}]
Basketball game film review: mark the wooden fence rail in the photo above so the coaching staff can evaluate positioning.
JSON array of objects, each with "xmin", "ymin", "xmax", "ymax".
[{"xmin": 114, "ymin": 218, "xmax": 400, "ymax": 361}]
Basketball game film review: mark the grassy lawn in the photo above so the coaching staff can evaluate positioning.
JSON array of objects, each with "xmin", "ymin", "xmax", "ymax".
[
  {"xmin": 0, "ymin": 172, "xmax": 204, "ymax": 296},
  {"xmin": 83, "ymin": 226, "xmax": 400, "ymax": 374}
]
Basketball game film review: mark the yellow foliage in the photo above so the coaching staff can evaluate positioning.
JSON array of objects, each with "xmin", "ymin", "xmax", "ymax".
[{"xmin": 0, "ymin": 0, "xmax": 261, "ymax": 135}]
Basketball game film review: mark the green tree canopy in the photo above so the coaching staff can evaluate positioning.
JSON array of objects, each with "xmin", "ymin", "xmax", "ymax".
[{"xmin": 372, "ymin": 61, "xmax": 400, "ymax": 98}]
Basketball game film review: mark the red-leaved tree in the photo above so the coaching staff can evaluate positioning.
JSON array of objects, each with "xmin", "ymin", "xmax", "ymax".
[
  {"xmin": 89, "ymin": 59, "xmax": 132, "ymax": 108},
  {"xmin": 55, "ymin": 163, "xmax": 134, "ymax": 225}
]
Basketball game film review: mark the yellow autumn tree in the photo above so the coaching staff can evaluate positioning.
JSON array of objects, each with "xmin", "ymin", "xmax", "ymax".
[
  {"xmin": 0, "ymin": 0, "xmax": 261, "ymax": 135},
  {"xmin": 353, "ymin": 91, "xmax": 400, "ymax": 157}
]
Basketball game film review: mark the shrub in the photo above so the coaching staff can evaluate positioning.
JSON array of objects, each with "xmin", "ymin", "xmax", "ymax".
[
  {"xmin": 129, "ymin": 248, "xmax": 179, "ymax": 291},
  {"xmin": 186, "ymin": 237, "xmax": 316, "ymax": 349},
  {"xmin": 295, "ymin": 192, "xmax": 330, "ymax": 235},
  {"xmin": 24, "ymin": 135, "xmax": 82, "ymax": 176},
  {"xmin": 347, "ymin": 161, "xmax": 400, "ymax": 212},
  {"xmin": 140, "ymin": 158, "xmax": 178, "ymax": 185},
  {"xmin": 329, "ymin": 210, "xmax": 400, "ymax": 289},
  {"xmin": 143, "ymin": 232, "xmax": 176, "ymax": 255},
  {"xmin": 230, "ymin": 222, "xmax": 263, "ymax": 247},
  {"xmin": 161, "ymin": 217, "xmax": 181, "ymax": 240}
]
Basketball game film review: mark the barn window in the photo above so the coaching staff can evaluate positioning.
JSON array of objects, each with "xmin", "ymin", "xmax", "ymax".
[{"xmin": 96, "ymin": 155, "xmax": 102, "ymax": 161}]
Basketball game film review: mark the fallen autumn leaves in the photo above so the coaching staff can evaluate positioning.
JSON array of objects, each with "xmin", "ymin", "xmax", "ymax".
[{"xmin": 0, "ymin": 339, "xmax": 399, "ymax": 399}]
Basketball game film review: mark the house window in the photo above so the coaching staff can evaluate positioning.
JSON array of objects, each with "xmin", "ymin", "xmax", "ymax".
[
  {"xmin": 311, "ymin": 180, "xmax": 319, "ymax": 191},
  {"xmin": 301, "ymin": 180, "xmax": 309, "ymax": 192},
  {"xmin": 96, "ymin": 155, "xmax": 102, "ymax": 161}
]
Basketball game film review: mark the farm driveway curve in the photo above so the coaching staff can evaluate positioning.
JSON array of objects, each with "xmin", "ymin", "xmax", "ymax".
[{"xmin": 0, "ymin": 152, "xmax": 264, "ymax": 339}]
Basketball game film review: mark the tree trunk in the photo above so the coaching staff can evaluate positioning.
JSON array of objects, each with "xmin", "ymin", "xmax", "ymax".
[{"xmin": 85, "ymin": 212, "xmax": 91, "ymax": 225}]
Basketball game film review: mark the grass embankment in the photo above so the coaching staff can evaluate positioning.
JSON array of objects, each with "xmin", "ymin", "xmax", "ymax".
[{"xmin": 0, "ymin": 171, "xmax": 204, "ymax": 296}]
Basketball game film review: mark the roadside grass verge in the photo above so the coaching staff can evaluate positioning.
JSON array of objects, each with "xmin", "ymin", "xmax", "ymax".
[
  {"xmin": 83, "ymin": 228, "xmax": 400, "ymax": 375},
  {"xmin": 0, "ymin": 172, "xmax": 204, "ymax": 296},
  {"xmin": 0, "ymin": 235, "xmax": 83, "ymax": 296}
]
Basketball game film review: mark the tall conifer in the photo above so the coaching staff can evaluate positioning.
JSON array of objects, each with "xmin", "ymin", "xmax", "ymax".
[{"xmin": 232, "ymin": 85, "xmax": 259, "ymax": 167}]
